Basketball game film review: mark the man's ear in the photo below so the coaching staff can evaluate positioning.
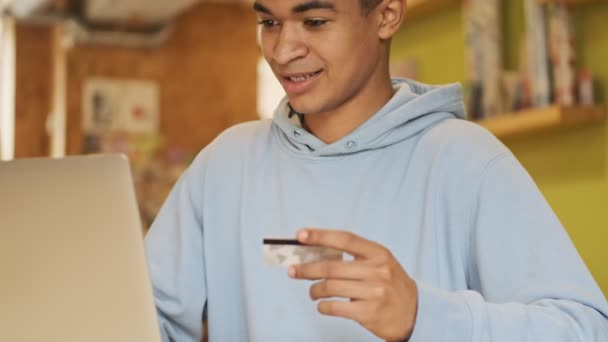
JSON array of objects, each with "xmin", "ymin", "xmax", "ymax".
[{"xmin": 376, "ymin": 0, "xmax": 406, "ymax": 40}]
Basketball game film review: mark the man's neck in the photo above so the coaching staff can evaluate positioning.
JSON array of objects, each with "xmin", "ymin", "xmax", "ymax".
[{"xmin": 302, "ymin": 75, "xmax": 395, "ymax": 144}]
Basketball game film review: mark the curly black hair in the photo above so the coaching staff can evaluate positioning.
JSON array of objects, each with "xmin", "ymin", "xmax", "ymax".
[{"xmin": 359, "ymin": 0, "xmax": 382, "ymax": 14}]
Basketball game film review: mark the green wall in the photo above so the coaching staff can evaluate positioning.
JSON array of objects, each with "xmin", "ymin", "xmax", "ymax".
[{"xmin": 392, "ymin": 1, "xmax": 608, "ymax": 295}]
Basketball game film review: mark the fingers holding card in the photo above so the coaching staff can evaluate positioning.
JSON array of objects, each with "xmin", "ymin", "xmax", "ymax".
[{"xmin": 263, "ymin": 238, "xmax": 343, "ymax": 267}]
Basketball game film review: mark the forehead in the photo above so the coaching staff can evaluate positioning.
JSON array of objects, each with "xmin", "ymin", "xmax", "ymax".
[{"xmin": 253, "ymin": 0, "xmax": 360, "ymax": 15}]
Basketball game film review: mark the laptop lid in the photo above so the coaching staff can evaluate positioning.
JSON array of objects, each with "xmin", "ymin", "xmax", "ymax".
[{"xmin": 0, "ymin": 154, "xmax": 161, "ymax": 342}]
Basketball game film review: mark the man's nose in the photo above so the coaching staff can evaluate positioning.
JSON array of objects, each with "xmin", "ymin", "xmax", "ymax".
[{"xmin": 272, "ymin": 24, "xmax": 308, "ymax": 65}]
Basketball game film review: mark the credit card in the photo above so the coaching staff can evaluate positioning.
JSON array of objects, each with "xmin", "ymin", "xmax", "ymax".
[{"xmin": 262, "ymin": 238, "xmax": 343, "ymax": 267}]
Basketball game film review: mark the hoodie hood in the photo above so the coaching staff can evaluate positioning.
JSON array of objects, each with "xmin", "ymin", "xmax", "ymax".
[{"xmin": 272, "ymin": 78, "xmax": 466, "ymax": 157}]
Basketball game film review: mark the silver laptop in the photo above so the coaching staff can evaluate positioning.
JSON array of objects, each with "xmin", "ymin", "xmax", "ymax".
[{"xmin": 0, "ymin": 154, "xmax": 161, "ymax": 342}]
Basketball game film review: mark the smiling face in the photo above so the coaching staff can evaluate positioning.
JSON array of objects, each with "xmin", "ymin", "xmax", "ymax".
[{"xmin": 254, "ymin": 0, "xmax": 389, "ymax": 116}]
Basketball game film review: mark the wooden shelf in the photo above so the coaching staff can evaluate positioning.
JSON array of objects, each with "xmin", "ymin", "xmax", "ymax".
[
  {"xmin": 474, "ymin": 105, "xmax": 606, "ymax": 138},
  {"xmin": 404, "ymin": 0, "xmax": 597, "ymax": 20},
  {"xmin": 537, "ymin": 0, "xmax": 600, "ymax": 5},
  {"xmin": 404, "ymin": 0, "xmax": 598, "ymax": 20},
  {"xmin": 407, "ymin": 0, "xmax": 460, "ymax": 20}
]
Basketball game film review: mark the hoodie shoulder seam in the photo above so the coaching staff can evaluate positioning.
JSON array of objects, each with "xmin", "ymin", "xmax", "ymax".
[{"xmin": 463, "ymin": 151, "xmax": 512, "ymax": 287}]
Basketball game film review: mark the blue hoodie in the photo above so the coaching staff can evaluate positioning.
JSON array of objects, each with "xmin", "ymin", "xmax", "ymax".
[{"xmin": 144, "ymin": 79, "xmax": 608, "ymax": 341}]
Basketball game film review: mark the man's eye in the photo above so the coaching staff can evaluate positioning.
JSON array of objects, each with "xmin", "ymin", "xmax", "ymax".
[
  {"xmin": 304, "ymin": 19, "xmax": 328, "ymax": 27},
  {"xmin": 258, "ymin": 19, "xmax": 279, "ymax": 29}
]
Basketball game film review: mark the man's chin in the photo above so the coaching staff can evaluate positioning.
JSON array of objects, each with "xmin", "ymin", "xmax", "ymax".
[
  {"xmin": 285, "ymin": 101, "xmax": 302, "ymax": 115},
  {"xmin": 287, "ymin": 100, "xmax": 321, "ymax": 116}
]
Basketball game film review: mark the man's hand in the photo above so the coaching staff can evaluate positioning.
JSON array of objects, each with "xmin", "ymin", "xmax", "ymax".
[{"xmin": 288, "ymin": 229, "xmax": 418, "ymax": 342}]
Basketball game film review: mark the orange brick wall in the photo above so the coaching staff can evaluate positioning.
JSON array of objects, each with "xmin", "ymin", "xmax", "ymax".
[
  {"xmin": 15, "ymin": 3, "xmax": 260, "ymax": 157},
  {"xmin": 15, "ymin": 24, "xmax": 52, "ymax": 158}
]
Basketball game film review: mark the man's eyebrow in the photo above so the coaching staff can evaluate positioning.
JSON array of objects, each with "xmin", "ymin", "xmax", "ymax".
[
  {"xmin": 253, "ymin": 1, "xmax": 337, "ymax": 17},
  {"xmin": 292, "ymin": 1, "xmax": 337, "ymax": 13},
  {"xmin": 253, "ymin": 2, "xmax": 273, "ymax": 15}
]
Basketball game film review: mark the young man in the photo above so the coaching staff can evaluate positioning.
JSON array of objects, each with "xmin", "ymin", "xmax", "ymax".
[{"xmin": 144, "ymin": 0, "xmax": 608, "ymax": 341}]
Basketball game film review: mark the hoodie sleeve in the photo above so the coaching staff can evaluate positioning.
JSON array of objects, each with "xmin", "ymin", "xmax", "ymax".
[
  {"xmin": 409, "ymin": 153, "xmax": 608, "ymax": 342},
  {"xmin": 144, "ymin": 150, "xmax": 209, "ymax": 342}
]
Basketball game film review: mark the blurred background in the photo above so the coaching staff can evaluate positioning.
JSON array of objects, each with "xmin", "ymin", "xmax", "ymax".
[{"xmin": 0, "ymin": 0, "xmax": 606, "ymax": 297}]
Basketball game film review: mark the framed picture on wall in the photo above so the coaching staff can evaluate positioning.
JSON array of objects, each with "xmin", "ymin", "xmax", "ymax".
[{"xmin": 83, "ymin": 77, "xmax": 160, "ymax": 135}]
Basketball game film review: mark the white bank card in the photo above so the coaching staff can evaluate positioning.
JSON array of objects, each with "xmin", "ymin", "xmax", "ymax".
[{"xmin": 263, "ymin": 238, "xmax": 343, "ymax": 267}]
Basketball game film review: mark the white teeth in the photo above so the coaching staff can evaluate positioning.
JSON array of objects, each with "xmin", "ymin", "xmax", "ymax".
[{"xmin": 289, "ymin": 72, "xmax": 317, "ymax": 82}]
